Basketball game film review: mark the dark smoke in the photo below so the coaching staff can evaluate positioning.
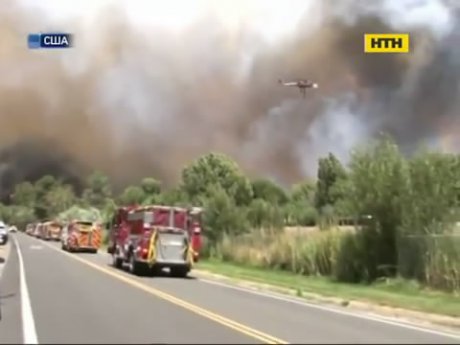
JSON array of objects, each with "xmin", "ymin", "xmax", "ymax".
[
  {"xmin": 0, "ymin": 140, "xmax": 85, "ymax": 201},
  {"xmin": 0, "ymin": 0, "xmax": 458, "ymax": 199}
]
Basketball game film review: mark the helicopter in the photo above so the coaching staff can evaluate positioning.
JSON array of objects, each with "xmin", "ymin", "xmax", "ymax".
[{"xmin": 278, "ymin": 78, "xmax": 319, "ymax": 98}]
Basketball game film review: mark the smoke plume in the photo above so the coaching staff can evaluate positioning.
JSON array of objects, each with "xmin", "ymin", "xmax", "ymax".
[{"xmin": 0, "ymin": 0, "xmax": 458, "ymax": 199}]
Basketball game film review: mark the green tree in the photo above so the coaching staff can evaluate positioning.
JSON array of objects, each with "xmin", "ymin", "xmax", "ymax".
[
  {"xmin": 285, "ymin": 179, "xmax": 318, "ymax": 226},
  {"xmin": 82, "ymin": 171, "xmax": 112, "ymax": 209},
  {"xmin": 101, "ymin": 198, "xmax": 117, "ymax": 224},
  {"xmin": 154, "ymin": 187, "xmax": 189, "ymax": 206},
  {"xmin": 0, "ymin": 203, "xmax": 12, "ymax": 223},
  {"xmin": 283, "ymin": 201, "xmax": 318, "ymax": 226},
  {"xmin": 140, "ymin": 178, "xmax": 162, "ymax": 204},
  {"xmin": 247, "ymin": 198, "xmax": 284, "ymax": 229},
  {"xmin": 141, "ymin": 178, "xmax": 161, "ymax": 195},
  {"xmin": 4, "ymin": 205, "xmax": 36, "ymax": 228},
  {"xmin": 35, "ymin": 175, "xmax": 58, "ymax": 199},
  {"xmin": 181, "ymin": 152, "xmax": 253, "ymax": 206},
  {"xmin": 251, "ymin": 178, "xmax": 288, "ymax": 205},
  {"xmin": 45, "ymin": 184, "xmax": 77, "ymax": 217},
  {"xmin": 12, "ymin": 182, "xmax": 36, "ymax": 208},
  {"xmin": 290, "ymin": 180, "xmax": 316, "ymax": 203},
  {"xmin": 202, "ymin": 184, "xmax": 249, "ymax": 243},
  {"xmin": 315, "ymin": 153, "xmax": 347, "ymax": 211},
  {"xmin": 397, "ymin": 152, "xmax": 460, "ymax": 287},
  {"xmin": 117, "ymin": 186, "xmax": 145, "ymax": 205},
  {"xmin": 339, "ymin": 136, "xmax": 409, "ymax": 282},
  {"xmin": 34, "ymin": 175, "xmax": 59, "ymax": 219},
  {"xmin": 401, "ymin": 152, "xmax": 460, "ymax": 235}
]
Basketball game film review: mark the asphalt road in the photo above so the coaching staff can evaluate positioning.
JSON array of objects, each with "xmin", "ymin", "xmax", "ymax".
[{"xmin": 0, "ymin": 233, "xmax": 459, "ymax": 344}]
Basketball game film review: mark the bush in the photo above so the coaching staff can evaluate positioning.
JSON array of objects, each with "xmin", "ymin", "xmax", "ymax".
[
  {"xmin": 333, "ymin": 231, "xmax": 368, "ymax": 283},
  {"xmin": 398, "ymin": 234, "xmax": 460, "ymax": 292},
  {"xmin": 202, "ymin": 185, "xmax": 250, "ymax": 244}
]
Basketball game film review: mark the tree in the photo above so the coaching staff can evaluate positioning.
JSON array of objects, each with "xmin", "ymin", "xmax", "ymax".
[
  {"xmin": 141, "ymin": 178, "xmax": 161, "ymax": 195},
  {"xmin": 34, "ymin": 175, "xmax": 59, "ymax": 219},
  {"xmin": 251, "ymin": 178, "xmax": 288, "ymax": 205},
  {"xmin": 285, "ymin": 179, "xmax": 318, "ymax": 226},
  {"xmin": 247, "ymin": 198, "xmax": 284, "ymax": 229},
  {"xmin": 4, "ymin": 206, "xmax": 36, "ymax": 228},
  {"xmin": 283, "ymin": 201, "xmax": 318, "ymax": 226},
  {"xmin": 181, "ymin": 152, "xmax": 253, "ymax": 206},
  {"xmin": 12, "ymin": 182, "xmax": 36, "ymax": 208},
  {"xmin": 35, "ymin": 175, "xmax": 58, "ymax": 200},
  {"xmin": 117, "ymin": 186, "xmax": 145, "ymax": 205},
  {"xmin": 401, "ymin": 152, "xmax": 460, "ymax": 235},
  {"xmin": 155, "ymin": 187, "xmax": 189, "ymax": 206},
  {"xmin": 140, "ymin": 178, "xmax": 162, "ymax": 204},
  {"xmin": 82, "ymin": 171, "xmax": 112, "ymax": 209},
  {"xmin": 344, "ymin": 135, "xmax": 409, "ymax": 281},
  {"xmin": 202, "ymin": 184, "xmax": 249, "ymax": 243},
  {"xmin": 57, "ymin": 205, "xmax": 102, "ymax": 223},
  {"xmin": 290, "ymin": 180, "xmax": 316, "ymax": 203},
  {"xmin": 45, "ymin": 184, "xmax": 77, "ymax": 217},
  {"xmin": 315, "ymin": 153, "xmax": 347, "ymax": 211}
]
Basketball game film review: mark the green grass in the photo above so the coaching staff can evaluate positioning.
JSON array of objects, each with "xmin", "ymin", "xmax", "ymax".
[{"xmin": 196, "ymin": 259, "xmax": 460, "ymax": 318}]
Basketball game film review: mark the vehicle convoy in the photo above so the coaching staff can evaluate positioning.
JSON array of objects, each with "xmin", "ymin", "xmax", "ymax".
[
  {"xmin": 107, "ymin": 205, "xmax": 204, "ymax": 277},
  {"xmin": 61, "ymin": 220, "xmax": 103, "ymax": 253},
  {"xmin": 41, "ymin": 221, "xmax": 62, "ymax": 241}
]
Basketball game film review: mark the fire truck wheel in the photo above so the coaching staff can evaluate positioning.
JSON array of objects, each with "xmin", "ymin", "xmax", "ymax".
[
  {"xmin": 170, "ymin": 266, "xmax": 189, "ymax": 278},
  {"xmin": 112, "ymin": 255, "xmax": 122, "ymax": 269},
  {"xmin": 128, "ymin": 255, "xmax": 146, "ymax": 276}
]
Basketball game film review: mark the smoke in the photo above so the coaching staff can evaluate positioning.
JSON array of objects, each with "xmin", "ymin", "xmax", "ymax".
[{"xmin": 0, "ymin": 0, "xmax": 458, "ymax": 199}]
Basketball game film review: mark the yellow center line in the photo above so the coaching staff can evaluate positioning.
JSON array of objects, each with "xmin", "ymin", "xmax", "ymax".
[{"xmin": 40, "ymin": 240, "xmax": 289, "ymax": 344}]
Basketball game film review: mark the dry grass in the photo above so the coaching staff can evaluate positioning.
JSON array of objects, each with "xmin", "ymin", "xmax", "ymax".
[
  {"xmin": 283, "ymin": 225, "xmax": 357, "ymax": 234},
  {"xmin": 210, "ymin": 227, "xmax": 460, "ymax": 292},
  {"xmin": 214, "ymin": 228, "xmax": 351, "ymax": 276}
]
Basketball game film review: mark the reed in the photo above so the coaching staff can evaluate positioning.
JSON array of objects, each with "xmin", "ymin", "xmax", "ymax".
[{"xmin": 209, "ymin": 227, "xmax": 460, "ymax": 292}]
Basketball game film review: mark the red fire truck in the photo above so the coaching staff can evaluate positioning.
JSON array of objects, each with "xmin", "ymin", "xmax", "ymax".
[{"xmin": 107, "ymin": 205, "xmax": 203, "ymax": 277}]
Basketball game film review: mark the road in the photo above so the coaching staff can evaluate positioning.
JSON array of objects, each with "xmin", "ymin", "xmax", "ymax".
[{"xmin": 0, "ymin": 233, "xmax": 459, "ymax": 344}]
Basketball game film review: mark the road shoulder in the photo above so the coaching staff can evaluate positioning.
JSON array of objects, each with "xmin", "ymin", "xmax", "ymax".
[
  {"xmin": 0, "ymin": 236, "xmax": 23, "ymax": 344},
  {"xmin": 194, "ymin": 265, "xmax": 460, "ymax": 332}
]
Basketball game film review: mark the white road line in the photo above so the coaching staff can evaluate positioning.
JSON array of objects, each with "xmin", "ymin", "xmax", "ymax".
[
  {"xmin": 199, "ymin": 279, "xmax": 460, "ymax": 341},
  {"xmin": 14, "ymin": 237, "xmax": 39, "ymax": 344}
]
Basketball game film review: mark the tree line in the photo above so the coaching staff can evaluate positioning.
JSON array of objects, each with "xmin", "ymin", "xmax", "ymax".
[{"xmin": 1, "ymin": 135, "xmax": 459, "ymax": 291}]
